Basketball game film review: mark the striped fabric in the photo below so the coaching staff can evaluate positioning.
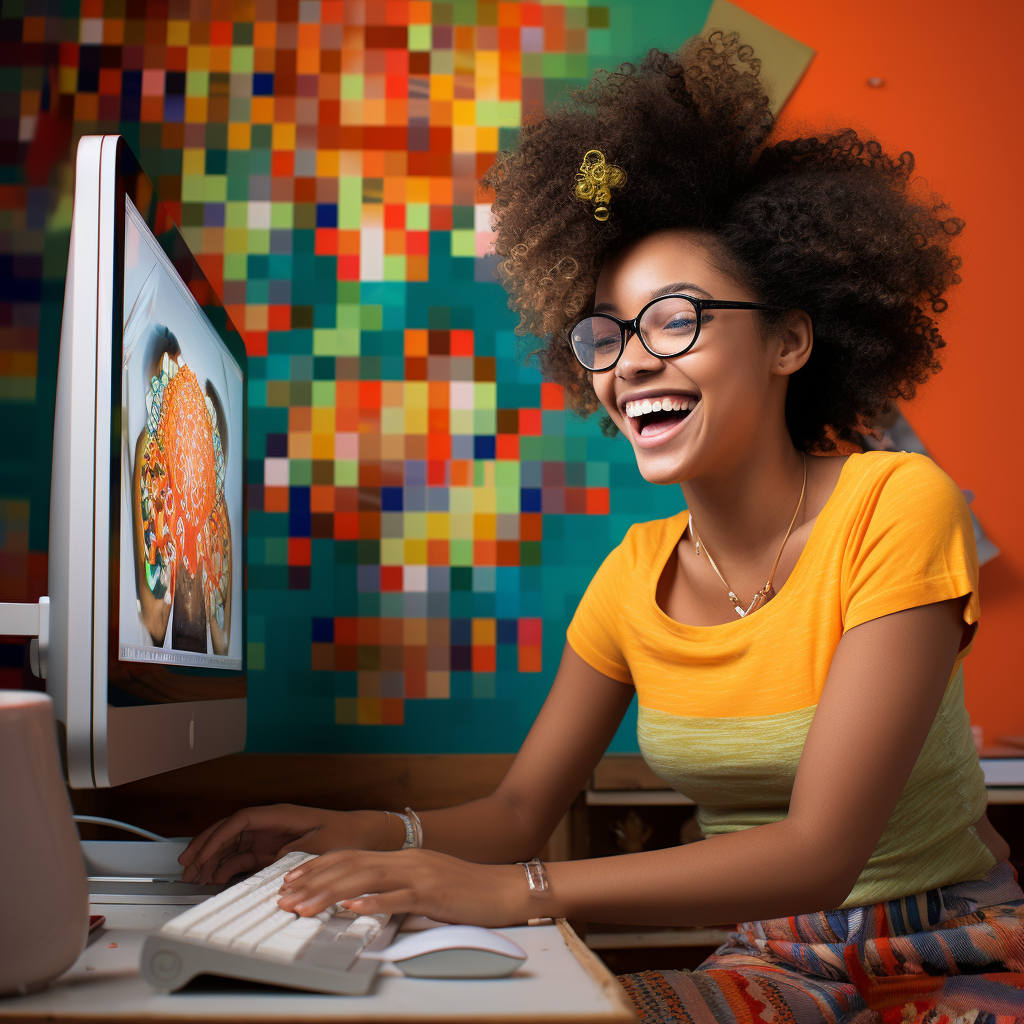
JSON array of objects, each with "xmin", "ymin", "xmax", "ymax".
[{"xmin": 618, "ymin": 860, "xmax": 1024, "ymax": 1023}]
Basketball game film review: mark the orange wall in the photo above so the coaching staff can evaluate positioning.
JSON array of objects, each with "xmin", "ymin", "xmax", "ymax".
[{"xmin": 740, "ymin": 0, "xmax": 1024, "ymax": 740}]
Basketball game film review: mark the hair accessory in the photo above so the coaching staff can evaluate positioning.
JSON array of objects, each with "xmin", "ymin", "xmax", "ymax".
[{"xmin": 574, "ymin": 149, "xmax": 626, "ymax": 222}]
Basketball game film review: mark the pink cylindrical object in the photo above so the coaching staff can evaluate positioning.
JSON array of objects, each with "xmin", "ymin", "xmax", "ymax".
[{"xmin": 0, "ymin": 691, "xmax": 88, "ymax": 995}]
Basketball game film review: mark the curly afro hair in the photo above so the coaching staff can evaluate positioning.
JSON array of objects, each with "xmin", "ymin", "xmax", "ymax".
[{"xmin": 481, "ymin": 34, "xmax": 964, "ymax": 452}]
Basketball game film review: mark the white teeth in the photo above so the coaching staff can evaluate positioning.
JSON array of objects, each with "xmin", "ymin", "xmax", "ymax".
[{"xmin": 623, "ymin": 396, "xmax": 697, "ymax": 418}]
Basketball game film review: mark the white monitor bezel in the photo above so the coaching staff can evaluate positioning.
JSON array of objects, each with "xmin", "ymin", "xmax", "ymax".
[{"xmin": 50, "ymin": 135, "xmax": 246, "ymax": 788}]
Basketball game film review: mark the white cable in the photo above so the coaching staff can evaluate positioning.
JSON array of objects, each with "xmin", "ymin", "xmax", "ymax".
[{"xmin": 73, "ymin": 815, "xmax": 171, "ymax": 842}]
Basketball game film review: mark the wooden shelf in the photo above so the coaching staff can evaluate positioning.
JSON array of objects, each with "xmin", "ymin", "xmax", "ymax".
[
  {"xmin": 586, "ymin": 789, "xmax": 693, "ymax": 806},
  {"xmin": 586, "ymin": 928, "xmax": 732, "ymax": 950},
  {"xmin": 983, "ymin": 788, "xmax": 1024, "ymax": 804}
]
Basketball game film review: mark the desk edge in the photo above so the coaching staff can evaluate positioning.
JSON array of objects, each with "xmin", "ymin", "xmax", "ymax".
[{"xmin": 556, "ymin": 919, "xmax": 637, "ymax": 1023}]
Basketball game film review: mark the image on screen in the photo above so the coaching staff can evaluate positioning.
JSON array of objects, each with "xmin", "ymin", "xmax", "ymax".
[{"xmin": 118, "ymin": 196, "xmax": 243, "ymax": 671}]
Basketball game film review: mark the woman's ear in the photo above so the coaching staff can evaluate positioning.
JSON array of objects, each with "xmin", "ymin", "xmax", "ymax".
[{"xmin": 770, "ymin": 310, "xmax": 813, "ymax": 378}]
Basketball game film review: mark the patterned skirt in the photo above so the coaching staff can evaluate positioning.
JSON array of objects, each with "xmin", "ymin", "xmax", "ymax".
[{"xmin": 617, "ymin": 860, "xmax": 1024, "ymax": 1024}]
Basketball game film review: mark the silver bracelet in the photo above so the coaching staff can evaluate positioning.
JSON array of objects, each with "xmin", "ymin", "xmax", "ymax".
[
  {"xmin": 393, "ymin": 812, "xmax": 416, "ymax": 849},
  {"xmin": 393, "ymin": 808, "xmax": 423, "ymax": 850},
  {"xmin": 516, "ymin": 857, "xmax": 549, "ymax": 892},
  {"xmin": 404, "ymin": 806, "xmax": 424, "ymax": 849}
]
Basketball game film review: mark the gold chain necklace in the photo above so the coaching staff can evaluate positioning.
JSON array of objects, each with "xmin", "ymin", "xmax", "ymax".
[{"xmin": 688, "ymin": 453, "xmax": 807, "ymax": 618}]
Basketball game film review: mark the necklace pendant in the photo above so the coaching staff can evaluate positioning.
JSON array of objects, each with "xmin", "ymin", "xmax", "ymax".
[{"xmin": 734, "ymin": 606, "xmax": 746, "ymax": 618}]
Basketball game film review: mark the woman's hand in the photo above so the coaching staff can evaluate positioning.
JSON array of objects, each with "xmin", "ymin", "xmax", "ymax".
[
  {"xmin": 179, "ymin": 804, "xmax": 390, "ymax": 884},
  {"xmin": 276, "ymin": 849, "xmax": 537, "ymax": 928}
]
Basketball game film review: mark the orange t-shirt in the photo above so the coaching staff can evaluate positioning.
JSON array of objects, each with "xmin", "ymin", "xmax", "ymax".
[{"xmin": 567, "ymin": 451, "xmax": 991, "ymax": 907}]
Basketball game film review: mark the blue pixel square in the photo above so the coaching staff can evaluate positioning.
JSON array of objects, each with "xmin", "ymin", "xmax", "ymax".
[
  {"xmin": 381, "ymin": 487, "xmax": 404, "ymax": 511},
  {"xmin": 312, "ymin": 618, "xmax": 334, "ymax": 642},
  {"xmin": 316, "ymin": 204, "xmax": 338, "ymax": 228},
  {"xmin": 520, "ymin": 488, "xmax": 541, "ymax": 512}
]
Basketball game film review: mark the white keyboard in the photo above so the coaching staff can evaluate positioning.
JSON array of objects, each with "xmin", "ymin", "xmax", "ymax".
[{"xmin": 140, "ymin": 851, "xmax": 401, "ymax": 994}]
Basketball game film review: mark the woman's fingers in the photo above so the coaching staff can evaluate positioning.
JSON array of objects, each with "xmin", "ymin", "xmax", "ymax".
[
  {"xmin": 188, "ymin": 804, "xmax": 306, "ymax": 880},
  {"xmin": 205, "ymin": 847, "xmax": 262, "ymax": 885},
  {"xmin": 340, "ymin": 889, "xmax": 422, "ymax": 918},
  {"xmin": 184, "ymin": 811, "xmax": 259, "ymax": 880},
  {"xmin": 178, "ymin": 816, "xmax": 228, "ymax": 869},
  {"xmin": 274, "ymin": 851, "xmax": 526, "ymax": 928},
  {"xmin": 278, "ymin": 854, "xmax": 391, "ymax": 914},
  {"xmin": 278, "ymin": 850, "xmax": 449, "ymax": 917},
  {"xmin": 276, "ymin": 827, "xmax": 330, "ymax": 857}
]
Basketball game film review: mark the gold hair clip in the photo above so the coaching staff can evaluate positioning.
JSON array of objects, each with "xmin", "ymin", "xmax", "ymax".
[{"xmin": 574, "ymin": 149, "xmax": 626, "ymax": 222}]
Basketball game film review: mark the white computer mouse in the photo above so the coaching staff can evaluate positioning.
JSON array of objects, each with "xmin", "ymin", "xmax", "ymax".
[{"xmin": 374, "ymin": 925, "xmax": 528, "ymax": 978}]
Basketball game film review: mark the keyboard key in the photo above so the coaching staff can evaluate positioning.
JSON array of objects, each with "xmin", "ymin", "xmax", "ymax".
[
  {"xmin": 231, "ymin": 909, "xmax": 296, "ymax": 952},
  {"xmin": 206, "ymin": 902, "xmax": 282, "ymax": 946},
  {"xmin": 161, "ymin": 851, "xmax": 314, "ymax": 937},
  {"xmin": 255, "ymin": 916, "xmax": 326, "ymax": 959}
]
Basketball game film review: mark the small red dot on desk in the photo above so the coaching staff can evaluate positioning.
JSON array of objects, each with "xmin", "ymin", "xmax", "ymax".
[{"xmin": 107, "ymin": 943, "xmax": 118, "ymax": 948}]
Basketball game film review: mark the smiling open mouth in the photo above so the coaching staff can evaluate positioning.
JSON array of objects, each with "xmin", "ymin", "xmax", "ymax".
[{"xmin": 624, "ymin": 396, "xmax": 698, "ymax": 439}]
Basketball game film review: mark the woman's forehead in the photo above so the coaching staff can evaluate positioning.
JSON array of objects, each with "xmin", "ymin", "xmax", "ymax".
[{"xmin": 594, "ymin": 231, "xmax": 731, "ymax": 305}]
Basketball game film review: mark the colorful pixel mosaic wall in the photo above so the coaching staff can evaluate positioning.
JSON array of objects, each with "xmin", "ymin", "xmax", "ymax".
[{"xmin": 0, "ymin": 0, "xmax": 711, "ymax": 751}]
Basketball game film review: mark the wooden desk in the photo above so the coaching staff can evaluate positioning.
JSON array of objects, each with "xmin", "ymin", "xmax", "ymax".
[{"xmin": 0, "ymin": 904, "xmax": 636, "ymax": 1024}]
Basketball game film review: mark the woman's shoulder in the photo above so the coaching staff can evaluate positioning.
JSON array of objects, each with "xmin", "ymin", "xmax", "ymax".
[
  {"xmin": 597, "ymin": 511, "xmax": 688, "ymax": 577},
  {"xmin": 840, "ymin": 450, "xmax": 967, "ymax": 516},
  {"xmin": 836, "ymin": 451, "xmax": 979, "ymax": 629},
  {"xmin": 619, "ymin": 510, "xmax": 689, "ymax": 557}
]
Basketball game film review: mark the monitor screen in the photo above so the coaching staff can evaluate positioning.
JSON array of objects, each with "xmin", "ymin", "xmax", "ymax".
[{"xmin": 118, "ymin": 196, "xmax": 243, "ymax": 673}]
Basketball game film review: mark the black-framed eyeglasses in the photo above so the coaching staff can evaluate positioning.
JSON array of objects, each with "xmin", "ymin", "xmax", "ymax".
[{"xmin": 568, "ymin": 294, "xmax": 788, "ymax": 372}]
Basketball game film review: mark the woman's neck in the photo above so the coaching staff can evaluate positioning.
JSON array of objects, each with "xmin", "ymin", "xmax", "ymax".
[{"xmin": 681, "ymin": 443, "xmax": 807, "ymax": 566}]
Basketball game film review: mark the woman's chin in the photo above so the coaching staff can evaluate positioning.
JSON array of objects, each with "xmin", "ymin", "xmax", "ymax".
[{"xmin": 633, "ymin": 449, "xmax": 695, "ymax": 487}]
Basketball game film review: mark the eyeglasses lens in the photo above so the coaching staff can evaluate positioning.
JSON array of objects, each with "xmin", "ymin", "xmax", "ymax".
[
  {"xmin": 570, "ymin": 315, "xmax": 623, "ymax": 371},
  {"xmin": 572, "ymin": 297, "xmax": 701, "ymax": 370},
  {"xmin": 638, "ymin": 296, "xmax": 700, "ymax": 355}
]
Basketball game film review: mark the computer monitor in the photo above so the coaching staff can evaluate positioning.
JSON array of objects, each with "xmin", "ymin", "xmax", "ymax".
[{"xmin": 48, "ymin": 136, "xmax": 247, "ymax": 788}]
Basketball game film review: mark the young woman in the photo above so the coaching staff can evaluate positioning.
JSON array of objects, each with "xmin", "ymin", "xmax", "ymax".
[{"xmin": 179, "ymin": 36, "xmax": 1024, "ymax": 1023}]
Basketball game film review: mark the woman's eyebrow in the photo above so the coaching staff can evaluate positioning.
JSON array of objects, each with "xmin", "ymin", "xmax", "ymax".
[{"xmin": 593, "ymin": 281, "xmax": 712, "ymax": 314}]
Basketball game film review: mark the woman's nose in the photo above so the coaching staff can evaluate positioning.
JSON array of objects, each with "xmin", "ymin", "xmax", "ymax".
[{"xmin": 616, "ymin": 329, "xmax": 663, "ymax": 376}]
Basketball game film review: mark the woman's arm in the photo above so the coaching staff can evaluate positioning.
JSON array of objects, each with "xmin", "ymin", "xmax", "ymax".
[
  {"xmin": 181, "ymin": 643, "xmax": 635, "ymax": 882},
  {"xmin": 279, "ymin": 597, "xmax": 967, "ymax": 926},
  {"xmin": 533, "ymin": 597, "xmax": 969, "ymax": 925},
  {"xmin": 415, "ymin": 643, "xmax": 637, "ymax": 862}
]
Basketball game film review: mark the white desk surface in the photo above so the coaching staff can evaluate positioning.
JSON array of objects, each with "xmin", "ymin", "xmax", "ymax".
[{"xmin": 0, "ymin": 904, "xmax": 635, "ymax": 1024}]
